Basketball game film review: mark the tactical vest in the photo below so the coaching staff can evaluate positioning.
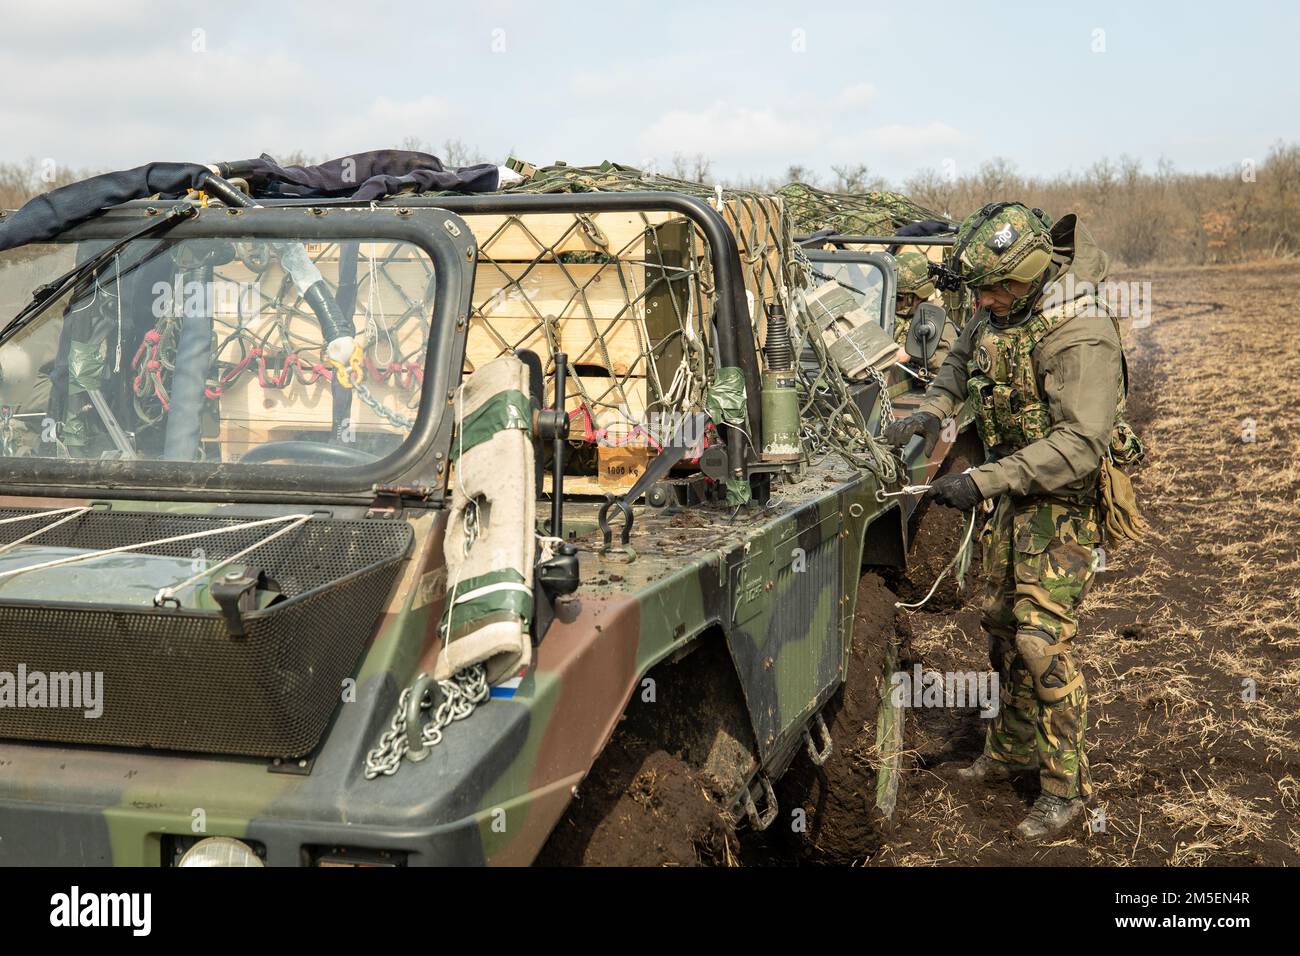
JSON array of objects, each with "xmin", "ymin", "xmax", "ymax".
[{"xmin": 965, "ymin": 294, "xmax": 1137, "ymax": 460}]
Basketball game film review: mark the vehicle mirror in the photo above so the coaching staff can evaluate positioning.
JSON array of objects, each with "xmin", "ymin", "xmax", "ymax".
[{"xmin": 905, "ymin": 303, "xmax": 946, "ymax": 365}]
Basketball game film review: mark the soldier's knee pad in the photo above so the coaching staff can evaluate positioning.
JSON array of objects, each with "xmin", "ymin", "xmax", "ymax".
[{"xmin": 1014, "ymin": 627, "xmax": 1082, "ymax": 703}]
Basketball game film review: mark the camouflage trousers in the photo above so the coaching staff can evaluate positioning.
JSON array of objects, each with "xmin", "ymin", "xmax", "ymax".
[{"xmin": 979, "ymin": 492, "xmax": 1099, "ymax": 799}]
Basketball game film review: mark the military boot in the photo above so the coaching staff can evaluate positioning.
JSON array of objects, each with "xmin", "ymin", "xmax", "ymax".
[
  {"xmin": 1014, "ymin": 793, "xmax": 1084, "ymax": 841},
  {"xmin": 951, "ymin": 753, "xmax": 1028, "ymax": 783}
]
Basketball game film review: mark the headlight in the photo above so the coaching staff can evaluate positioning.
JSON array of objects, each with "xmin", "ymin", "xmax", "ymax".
[{"xmin": 176, "ymin": 837, "xmax": 264, "ymax": 867}]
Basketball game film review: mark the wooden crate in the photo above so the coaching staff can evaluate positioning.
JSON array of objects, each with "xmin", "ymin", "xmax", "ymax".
[
  {"xmin": 466, "ymin": 261, "xmax": 647, "ymax": 377},
  {"xmin": 455, "ymin": 199, "xmax": 786, "ymax": 494}
]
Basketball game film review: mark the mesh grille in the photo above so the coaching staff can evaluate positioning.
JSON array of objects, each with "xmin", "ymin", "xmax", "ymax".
[{"xmin": 0, "ymin": 507, "xmax": 412, "ymax": 757}]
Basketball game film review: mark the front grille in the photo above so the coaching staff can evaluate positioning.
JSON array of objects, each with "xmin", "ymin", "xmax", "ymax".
[{"xmin": 0, "ymin": 507, "xmax": 412, "ymax": 757}]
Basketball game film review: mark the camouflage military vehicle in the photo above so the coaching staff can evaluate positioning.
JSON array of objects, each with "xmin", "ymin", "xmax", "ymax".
[{"xmin": 0, "ymin": 153, "xmax": 947, "ymax": 865}]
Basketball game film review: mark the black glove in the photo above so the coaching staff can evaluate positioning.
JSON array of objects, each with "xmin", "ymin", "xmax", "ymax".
[
  {"xmin": 928, "ymin": 473, "xmax": 983, "ymax": 511},
  {"xmin": 882, "ymin": 411, "xmax": 942, "ymax": 455}
]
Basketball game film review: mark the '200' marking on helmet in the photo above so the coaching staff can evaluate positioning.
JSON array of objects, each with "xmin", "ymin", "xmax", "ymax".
[{"xmin": 986, "ymin": 223, "xmax": 1018, "ymax": 252}]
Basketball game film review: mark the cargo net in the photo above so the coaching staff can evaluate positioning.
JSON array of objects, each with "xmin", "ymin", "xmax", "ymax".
[
  {"xmin": 469, "ymin": 161, "xmax": 897, "ymax": 487},
  {"xmin": 502, "ymin": 160, "xmax": 797, "ymax": 318},
  {"xmin": 438, "ymin": 163, "xmax": 786, "ymax": 490},
  {"xmin": 206, "ymin": 242, "xmax": 431, "ymax": 409},
  {"xmin": 463, "ymin": 205, "xmax": 716, "ymax": 459}
]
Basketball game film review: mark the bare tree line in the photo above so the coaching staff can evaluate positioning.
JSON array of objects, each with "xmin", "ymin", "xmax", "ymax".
[
  {"xmin": 4, "ymin": 141, "xmax": 1297, "ymax": 266},
  {"xmin": 898, "ymin": 144, "xmax": 1300, "ymax": 266},
  {"xmin": 731, "ymin": 144, "xmax": 1300, "ymax": 266}
]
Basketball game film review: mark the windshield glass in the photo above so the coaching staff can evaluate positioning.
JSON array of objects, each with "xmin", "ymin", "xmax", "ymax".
[
  {"xmin": 0, "ymin": 236, "xmax": 434, "ymax": 465},
  {"xmin": 805, "ymin": 258, "xmax": 889, "ymax": 333}
]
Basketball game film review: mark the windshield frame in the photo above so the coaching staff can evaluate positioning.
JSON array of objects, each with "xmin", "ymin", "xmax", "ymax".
[{"xmin": 0, "ymin": 203, "xmax": 476, "ymax": 504}]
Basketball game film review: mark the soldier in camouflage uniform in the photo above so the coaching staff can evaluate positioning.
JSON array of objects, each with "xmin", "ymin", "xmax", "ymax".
[
  {"xmin": 892, "ymin": 250, "xmax": 956, "ymax": 374},
  {"xmin": 884, "ymin": 202, "xmax": 1126, "ymax": 840}
]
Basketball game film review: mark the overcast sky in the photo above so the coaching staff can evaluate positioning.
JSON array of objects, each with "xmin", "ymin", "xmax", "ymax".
[{"xmin": 2, "ymin": 0, "xmax": 1295, "ymax": 185}]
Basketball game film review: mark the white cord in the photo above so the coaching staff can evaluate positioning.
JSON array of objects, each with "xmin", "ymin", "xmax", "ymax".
[
  {"xmin": 0, "ymin": 506, "xmax": 93, "ymax": 557},
  {"xmin": 366, "ymin": 245, "xmax": 397, "ymax": 366},
  {"xmin": 154, "ymin": 512, "xmax": 314, "ymax": 606},
  {"xmin": 878, "ymin": 483, "xmax": 931, "ymax": 499},
  {"xmin": 0, "ymin": 513, "xmax": 312, "ymax": 582},
  {"xmin": 893, "ymin": 362, "xmax": 925, "ymax": 381},
  {"xmin": 0, "ymin": 505, "xmax": 92, "ymax": 526},
  {"xmin": 535, "ymin": 534, "xmax": 564, "ymax": 564},
  {"xmin": 895, "ymin": 508, "xmax": 977, "ymax": 610}
]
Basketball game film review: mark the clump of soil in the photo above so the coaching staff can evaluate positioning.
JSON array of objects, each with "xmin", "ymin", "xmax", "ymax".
[
  {"xmin": 535, "ymin": 638, "xmax": 752, "ymax": 866},
  {"xmin": 667, "ymin": 509, "xmax": 713, "ymax": 529},
  {"xmin": 537, "ymin": 743, "xmax": 731, "ymax": 867}
]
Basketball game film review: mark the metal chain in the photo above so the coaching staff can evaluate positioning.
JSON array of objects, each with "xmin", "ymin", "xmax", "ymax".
[
  {"xmin": 363, "ymin": 664, "xmax": 489, "ymax": 779},
  {"xmin": 353, "ymin": 379, "xmax": 414, "ymax": 430},
  {"xmin": 460, "ymin": 501, "xmax": 480, "ymax": 563},
  {"xmin": 862, "ymin": 362, "xmax": 893, "ymax": 426}
]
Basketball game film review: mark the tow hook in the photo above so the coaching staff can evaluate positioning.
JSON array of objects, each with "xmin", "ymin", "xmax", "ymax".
[
  {"xmin": 404, "ymin": 674, "xmax": 443, "ymax": 763},
  {"xmin": 803, "ymin": 712, "xmax": 833, "ymax": 766}
]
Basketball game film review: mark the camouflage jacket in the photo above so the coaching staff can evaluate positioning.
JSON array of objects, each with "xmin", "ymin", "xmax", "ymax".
[{"xmin": 916, "ymin": 283, "xmax": 1123, "ymax": 500}]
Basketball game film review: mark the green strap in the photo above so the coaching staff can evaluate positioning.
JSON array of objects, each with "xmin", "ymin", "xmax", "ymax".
[
  {"xmin": 444, "ymin": 567, "xmax": 533, "ymax": 635},
  {"xmin": 450, "ymin": 388, "xmax": 531, "ymax": 462}
]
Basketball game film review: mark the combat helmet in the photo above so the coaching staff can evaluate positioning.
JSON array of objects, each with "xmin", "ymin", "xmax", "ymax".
[
  {"xmin": 949, "ymin": 202, "xmax": 1055, "ymax": 319},
  {"xmin": 894, "ymin": 250, "xmax": 936, "ymax": 308}
]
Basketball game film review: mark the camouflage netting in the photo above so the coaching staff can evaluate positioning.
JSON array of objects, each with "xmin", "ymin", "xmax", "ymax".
[{"xmin": 776, "ymin": 182, "xmax": 954, "ymax": 236}]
